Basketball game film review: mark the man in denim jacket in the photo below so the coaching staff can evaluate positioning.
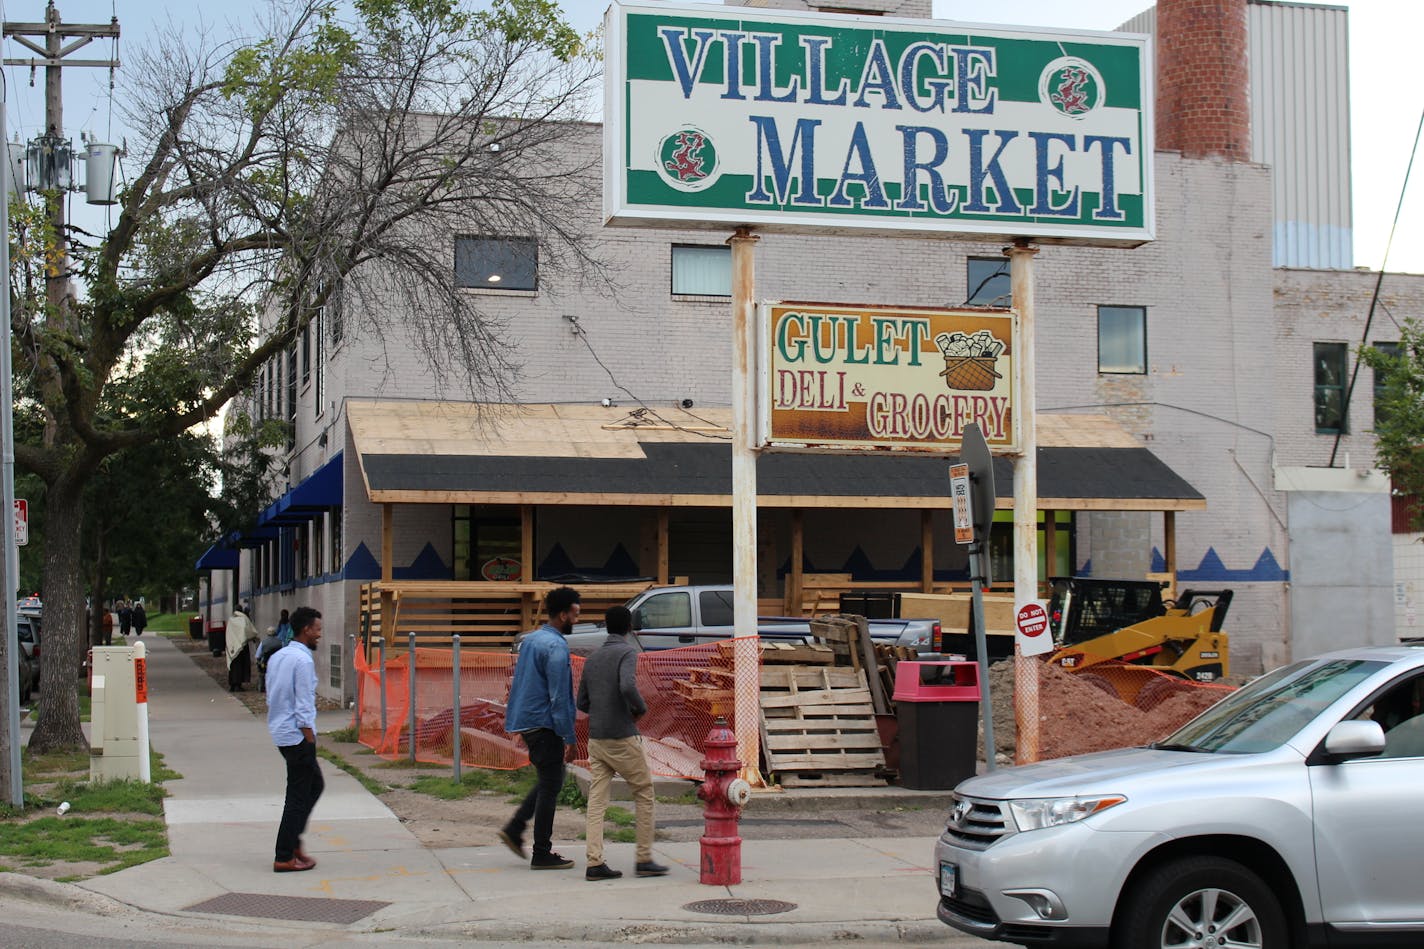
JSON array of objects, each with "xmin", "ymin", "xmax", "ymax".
[{"xmin": 500, "ymin": 586, "xmax": 580, "ymax": 869}]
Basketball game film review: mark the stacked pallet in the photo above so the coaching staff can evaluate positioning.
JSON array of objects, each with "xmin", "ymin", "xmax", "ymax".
[{"xmin": 758, "ymin": 664, "xmax": 887, "ymax": 788}]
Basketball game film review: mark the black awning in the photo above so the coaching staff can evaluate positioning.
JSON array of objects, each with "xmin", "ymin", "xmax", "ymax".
[{"xmin": 359, "ymin": 443, "xmax": 1203, "ymax": 510}]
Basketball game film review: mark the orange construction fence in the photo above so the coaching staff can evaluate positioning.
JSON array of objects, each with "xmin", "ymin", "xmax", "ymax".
[{"xmin": 352, "ymin": 638, "xmax": 755, "ymax": 781}]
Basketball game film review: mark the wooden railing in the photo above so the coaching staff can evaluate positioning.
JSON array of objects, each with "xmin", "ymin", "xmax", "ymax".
[{"xmin": 359, "ymin": 580, "xmax": 656, "ymax": 657}]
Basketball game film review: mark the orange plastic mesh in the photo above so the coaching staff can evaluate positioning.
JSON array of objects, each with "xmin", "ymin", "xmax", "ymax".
[{"xmin": 352, "ymin": 637, "xmax": 761, "ymax": 780}]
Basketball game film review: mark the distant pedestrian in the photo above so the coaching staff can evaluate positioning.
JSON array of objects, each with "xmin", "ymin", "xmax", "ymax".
[
  {"xmin": 131, "ymin": 601, "xmax": 148, "ymax": 637},
  {"xmin": 226, "ymin": 606, "xmax": 258, "ymax": 692},
  {"xmin": 265, "ymin": 606, "xmax": 324, "ymax": 873},
  {"xmin": 118, "ymin": 600, "xmax": 132, "ymax": 638},
  {"xmin": 578, "ymin": 605, "xmax": 667, "ymax": 881},
  {"xmin": 499, "ymin": 586, "xmax": 580, "ymax": 871},
  {"xmin": 276, "ymin": 609, "xmax": 293, "ymax": 647},
  {"xmin": 101, "ymin": 606, "xmax": 114, "ymax": 646},
  {"xmin": 256, "ymin": 626, "xmax": 284, "ymax": 693}
]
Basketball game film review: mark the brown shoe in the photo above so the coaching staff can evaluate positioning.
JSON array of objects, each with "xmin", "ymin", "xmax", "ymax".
[
  {"xmin": 273, "ymin": 858, "xmax": 314, "ymax": 873},
  {"xmin": 295, "ymin": 848, "xmax": 317, "ymax": 869}
]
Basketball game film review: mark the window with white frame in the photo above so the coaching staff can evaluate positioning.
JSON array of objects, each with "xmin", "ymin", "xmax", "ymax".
[
  {"xmin": 966, "ymin": 257, "xmax": 1010, "ymax": 306},
  {"xmin": 1098, "ymin": 305, "xmax": 1147, "ymax": 374},
  {"xmin": 671, "ymin": 245, "xmax": 731, "ymax": 296}
]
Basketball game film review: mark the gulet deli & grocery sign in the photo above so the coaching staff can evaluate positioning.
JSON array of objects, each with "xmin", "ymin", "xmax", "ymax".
[
  {"xmin": 761, "ymin": 303, "xmax": 1017, "ymax": 452},
  {"xmin": 603, "ymin": 1, "xmax": 1153, "ymax": 246}
]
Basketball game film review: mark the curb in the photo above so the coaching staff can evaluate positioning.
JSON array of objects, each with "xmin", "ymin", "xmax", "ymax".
[
  {"xmin": 421, "ymin": 917, "xmax": 965, "ymax": 945},
  {"xmin": 0, "ymin": 872, "xmax": 134, "ymax": 915}
]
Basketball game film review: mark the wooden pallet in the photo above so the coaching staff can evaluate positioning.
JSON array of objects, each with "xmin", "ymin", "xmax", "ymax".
[
  {"xmin": 716, "ymin": 640, "xmax": 835, "ymax": 666},
  {"xmin": 759, "ymin": 665, "xmax": 886, "ymax": 787}
]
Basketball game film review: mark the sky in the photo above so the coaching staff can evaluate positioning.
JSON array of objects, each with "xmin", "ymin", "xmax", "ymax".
[{"xmin": 3, "ymin": 0, "xmax": 1422, "ymax": 273}]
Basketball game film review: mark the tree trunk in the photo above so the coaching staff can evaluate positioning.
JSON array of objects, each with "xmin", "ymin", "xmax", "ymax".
[{"xmin": 28, "ymin": 487, "xmax": 86, "ymax": 753}]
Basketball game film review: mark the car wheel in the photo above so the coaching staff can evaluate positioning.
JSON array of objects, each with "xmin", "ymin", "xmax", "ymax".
[{"xmin": 1113, "ymin": 855, "xmax": 1288, "ymax": 949}]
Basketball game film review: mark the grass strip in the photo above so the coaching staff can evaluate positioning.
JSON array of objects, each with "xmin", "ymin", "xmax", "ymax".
[
  {"xmin": 0, "ymin": 816, "xmax": 167, "ymax": 874},
  {"xmin": 317, "ymin": 747, "xmax": 389, "ymax": 796}
]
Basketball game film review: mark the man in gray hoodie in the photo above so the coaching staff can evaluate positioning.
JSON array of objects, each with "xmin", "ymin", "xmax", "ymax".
[{"xmin": 576, "ymin": 606, "xmax": 668, "ymax": 881}]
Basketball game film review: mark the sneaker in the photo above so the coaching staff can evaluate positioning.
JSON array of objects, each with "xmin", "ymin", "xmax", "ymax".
[
  {"xmin": 496, "ymin": 828, "xmax": 526, "ymax": 859},
  {"xmin": 635, "ymin": 861, "xmax": 669, "ymax": 877},
  {"xmin": 585, "ymin": 862, "xmax": 623, "ymax": 881},
  {"xmin": 530, "ymin": 852, "xmax": 575, "ymax": 870}
]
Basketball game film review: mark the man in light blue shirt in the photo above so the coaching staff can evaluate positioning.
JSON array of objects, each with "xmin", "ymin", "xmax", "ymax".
[
  {"xmin": 266, "ymin": 606, "xmax": 324, "ymax": 873},
  {"xmin": 500, "ymin": 586, "xmax": 580, "ymax": 870}
]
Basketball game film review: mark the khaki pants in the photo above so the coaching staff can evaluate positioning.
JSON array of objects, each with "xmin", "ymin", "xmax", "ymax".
[{"xmin": 586, "ymin": 736, "xmax": 655, "ymax": 866}]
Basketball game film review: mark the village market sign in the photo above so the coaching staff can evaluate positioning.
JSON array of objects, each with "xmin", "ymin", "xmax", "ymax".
[{"xmin": 603, "ymin": 2, "xmax": 1153, "ymax": 246}]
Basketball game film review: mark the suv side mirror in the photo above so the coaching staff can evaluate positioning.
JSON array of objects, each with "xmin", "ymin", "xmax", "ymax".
[
  {"xmin": 1322, "ymin": 720, "xmax": 1386, "ymax": 761},
  {"xmin": 631, "ymin": 607, "xmax": 646, "ymax": 631}
]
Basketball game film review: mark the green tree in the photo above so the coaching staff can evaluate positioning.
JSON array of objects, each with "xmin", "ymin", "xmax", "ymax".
[
  {"xmin": 1361, "ymin": 321, "xmax": 1424, "ymax": 518},
  {"xmin": 15, "ymin": 0, "xmax": 602, "ymax": 752}
]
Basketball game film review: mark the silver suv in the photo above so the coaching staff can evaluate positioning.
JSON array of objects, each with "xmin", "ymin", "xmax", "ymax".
[{"xmin": 935, "ymin": 644, "xmax": 1424, "ymax": 948}]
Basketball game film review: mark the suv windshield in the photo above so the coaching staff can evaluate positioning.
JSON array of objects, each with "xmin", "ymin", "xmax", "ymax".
[{"xmin": 1161, "ymin": 658, "xmax": 1386, "ymax": 754}]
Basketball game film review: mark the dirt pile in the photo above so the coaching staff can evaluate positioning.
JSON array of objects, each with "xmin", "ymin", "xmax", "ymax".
[{"xmin": 977, "ymin": 659, "xmax": 1231, "ymax": 763}]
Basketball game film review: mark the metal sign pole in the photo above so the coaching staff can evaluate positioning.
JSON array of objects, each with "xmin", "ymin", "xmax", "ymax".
[
  {"xmin": 728, "ymin": 227, "xmax": 763, "ymax": 785},
  {"xmin": 0, "ymin": 93, "xmax": 20, "ymax": 807},
  {"xmin": 451, "ymin": 634, "xmax": 461, "ymax": 782},
  {"xmin": 1009, "ymin": 242, "xmax": 1041, "ymax": 765},
  {"xmin": 969, "ymin": 537, "xmax": 996, "ymax": 771}
]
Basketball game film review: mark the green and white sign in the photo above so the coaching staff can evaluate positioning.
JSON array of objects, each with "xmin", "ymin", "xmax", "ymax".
[{"xmin": 603, "ymin": 2, "xmax": 1154, "ymax": 246}]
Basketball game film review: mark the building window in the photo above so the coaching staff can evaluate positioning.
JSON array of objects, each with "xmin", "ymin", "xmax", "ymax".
[
  {"xmin": 331, "ymin": 509, "xmax": 343, "ymax": 575},
  {"xmin": 671, "ymin": 245, "xmax": 731, "ymax": 296},
  {"xmin": 329, "ymin": 281, "xmax": 344, "ymax": 347},
  {"xmin": 286, "ymin": 343, "xmax": 297, "ymax": 451},
  {"xmin": 966, "ymin": 257, "xmax": 1010, "ymax": 306},
  {"xmin": 1314, "ymin": 342, "xmax": 1348, "ymax": 434},
  {"xmin": 1373, "ymin": 341, "xmax": 1401, "ymax": 427},
  {"xmin": 452, "ymin": 505, "xmax": 522, "ymax": 581},
  {"xmin": 314, "ymin": 308, "xmax": 325, "ymax": 418},
  {"xmin": 301, "ymin": 323, "xmax": 311, "ymax": 385},
  {"xmin": 1098, "ymin": 305, "xmax": 1147, "ymax": 374},
  {"xmin": 455, "ymin": 236, "xmax": 537, "ymax": 291}
]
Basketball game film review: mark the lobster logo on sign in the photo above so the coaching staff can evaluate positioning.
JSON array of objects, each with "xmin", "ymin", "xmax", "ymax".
[
  {"xmin": 1039, "ymin": 56, "xmax": 1105, "ymax": 119},
  {"xmin": 655, "ymin": 126, "xmax": 721, "ymax": 192}
]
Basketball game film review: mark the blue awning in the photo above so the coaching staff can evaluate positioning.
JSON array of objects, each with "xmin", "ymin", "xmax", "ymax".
[
  {"xmin": 195, "ymin": 543, "xmax": 240, "ymax": 571},
  {"xmin": 258, "ymin": 453, "xmax": 343, "ymax": 526},
  {"xmin": 236, "ymin": 527, "xmax": 279, "ymax": 547}
]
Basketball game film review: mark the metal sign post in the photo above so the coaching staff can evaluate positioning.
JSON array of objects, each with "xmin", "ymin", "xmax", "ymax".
[{"xmin": 955, "ymin": 423, "xmax": 997, "ymax": 771}]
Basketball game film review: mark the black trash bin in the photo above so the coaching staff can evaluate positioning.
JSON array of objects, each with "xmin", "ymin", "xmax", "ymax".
[
  {"xmin": 893, "ymin": 661, "xmax": 980, "ymax": 790},
  {"xmin": 188, "ymin": 615, "xmax": 204, "ymax": 640},
  {"xmin": 207, "ymin": 622, "xmax": 226, "ymax": 657}
]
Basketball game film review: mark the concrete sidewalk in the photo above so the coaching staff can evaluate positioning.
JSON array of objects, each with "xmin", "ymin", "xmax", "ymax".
[{"xmin": 30, "ymin": 635, "xmax": 971, "ymax": 944}]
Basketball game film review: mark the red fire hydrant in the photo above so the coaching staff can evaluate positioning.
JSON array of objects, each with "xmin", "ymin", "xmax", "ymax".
[{"xmin": 697, "ymin": 716, "xmax": 752, "ymax": 885}]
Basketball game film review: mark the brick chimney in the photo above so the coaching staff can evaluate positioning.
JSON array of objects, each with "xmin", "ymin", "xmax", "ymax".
[{"xmin": 1155, "ymin": 0, "xmax": 1250, "ymax": 161}]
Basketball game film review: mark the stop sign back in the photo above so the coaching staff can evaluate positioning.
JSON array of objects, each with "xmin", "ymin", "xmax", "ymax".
[{"xmin": 1016, "ymin": 601, "xmax": 1053, "ymax": 657}]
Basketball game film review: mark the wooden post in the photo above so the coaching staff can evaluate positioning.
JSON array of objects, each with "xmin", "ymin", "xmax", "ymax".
[
  {"xmin": 1164, "ymin": 510, "xmax": 1178, "ymax": 593},
  {"xmin": 520, "ymin": 505, "xmax": 536, "ymax": 630},
  {"xmin": 656, "ymin": 509, "xmax": 670, "ymax": 585},
  {"xmin": 380, "ymin": 503, "xmax": 394, "ymax": 649},
  {"xmin": 789, "ymin": 509, "xmax": 805, "ymax": 615},
  {"xmin": 920, "ymin": 510, "xmax": 934, "ymax": 593},
  {"xmin": 1043, "ymin": 509, "xmax": 1057, "ymax": 592}
]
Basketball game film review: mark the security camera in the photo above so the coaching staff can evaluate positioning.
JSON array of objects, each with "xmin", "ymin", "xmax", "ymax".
[{"xmin": 601, "ymin": 398, "xmax": 613, "ymax": 408}]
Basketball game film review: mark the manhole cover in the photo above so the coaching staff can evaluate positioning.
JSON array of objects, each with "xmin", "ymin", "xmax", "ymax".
[
  {"xmin": 184, "ymin": 892, "xmax": 389, "ymax": 924},
  {"xmin": 683, "ymin": 898, "xmax": 797, "ymax": 916}
]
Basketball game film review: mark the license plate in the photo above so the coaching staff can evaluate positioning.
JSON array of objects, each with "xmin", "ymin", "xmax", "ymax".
[{"xmin": 939, "ymin": 861, "xmax": 958, "ymax": 898}]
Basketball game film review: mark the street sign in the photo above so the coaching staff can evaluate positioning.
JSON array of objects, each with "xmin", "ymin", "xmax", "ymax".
[
  {"xmin": 1016, "ymin": 600, "xmax": 1053, "ymax": 657},
  {"xmin": 950, "ymin": 463, "xmax": 973, "ymax": 544},
  {"xmin": 13, "ymin": 499, "xmax": 26, "ymax": 547},
  {"xmin": 603, "ymin": 1, "xmax": 1155, "ymax": 246}
]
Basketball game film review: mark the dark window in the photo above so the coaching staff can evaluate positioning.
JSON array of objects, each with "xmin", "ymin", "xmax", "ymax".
[
  {"xmin": 1373, "ymin": 341, "xmax": 1401, "ymax": 427},
  {"xmin": 314, "ymin": 309, "xmax": 324, "ymax": 418},
  {"xmin": 455, "ymin": 236, "xmax": 537, "ymax": 291},
  {"xmin": 329, "ymin": 282, "xmax": 344, "ymax": 347},
  {"xmin": 966, "ymin": 257, "xmax": 1010, "ymax": 306},
  {"xmin": 1098, "ymin": 305, "xmax": 1147, "ymax": 374},
  {"xmin": 1314, "ymin": 342, "xmax": 1348, "ymax": 434},
  {"xmin": 452, "ymin": 505, "xmax": 521, "ymax": 581},
  {"xmin": 301, "ymin": 324, "xmax": 311, "ymax": 384},
  {"xmin": 331, "ymin": 509, "xmax": 343, "ymax": 575},
  {"xmin": 671, "ymin": 245, "xmax": 731, "ymax": 295},
  {"xmin": 286, "ymin": 344, "xmax": 297, "ymax": 451},
  {"xmin": 297, "ymin": 523, "xmax": 310, "ymax": 582},
  {"xmin": 699, "ymin": 590, "xmax": 734, "ymax": 626}
]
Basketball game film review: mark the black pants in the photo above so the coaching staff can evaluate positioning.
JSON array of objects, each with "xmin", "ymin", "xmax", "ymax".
[
  {"xmin": 506, "ymin": 728, "xmax": 566, "ymax": 857},
  {"xmin": 275, "ymin": 741, "xmax": 324, "ymax": 862},
  {"xmin": 228, "ymin": 649, "xmax": 250, "ymax": 691}
]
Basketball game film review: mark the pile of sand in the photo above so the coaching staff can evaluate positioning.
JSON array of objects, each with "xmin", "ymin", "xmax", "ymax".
[{"xmin": 978, "ymin": 659, "xmax": 1231, "ymax": 763}]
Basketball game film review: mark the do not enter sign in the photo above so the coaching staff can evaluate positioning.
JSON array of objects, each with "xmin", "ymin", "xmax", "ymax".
[{"xmin": 1016, "ymin": 601, "xmax": 1053, "ymax": 657}]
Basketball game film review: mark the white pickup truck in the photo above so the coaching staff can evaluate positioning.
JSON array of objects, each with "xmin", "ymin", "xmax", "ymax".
[{"xmin": 551, "ymin": 584, "xmax": 942, "ymax": 656}]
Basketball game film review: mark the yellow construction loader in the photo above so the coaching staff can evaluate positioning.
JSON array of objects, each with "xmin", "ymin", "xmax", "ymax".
[{"xmin": 1046, "ymin": 577, "xmax": 1231, "ymax": 691}]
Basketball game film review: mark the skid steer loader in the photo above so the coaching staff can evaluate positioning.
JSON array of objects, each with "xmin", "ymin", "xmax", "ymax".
[{"xmin": 1046, "ymin": 577, "xmax": 1231, "ymax": 690}]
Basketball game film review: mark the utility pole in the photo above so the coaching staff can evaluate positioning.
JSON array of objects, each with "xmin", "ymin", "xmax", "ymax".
[{"xmin": 0, "ymin": 3, "xmax": 118, "ymax": 806}]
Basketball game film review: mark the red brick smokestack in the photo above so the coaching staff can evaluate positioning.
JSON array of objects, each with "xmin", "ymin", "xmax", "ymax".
[{"xmin": 1155, "ymin": 0, "xmax": 1250, "ymax": 161}]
